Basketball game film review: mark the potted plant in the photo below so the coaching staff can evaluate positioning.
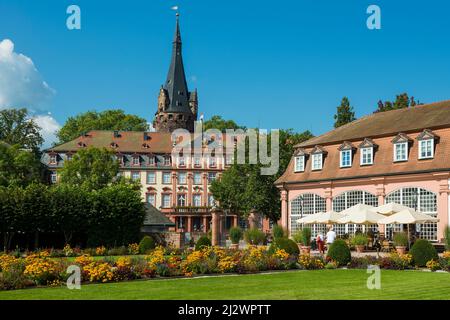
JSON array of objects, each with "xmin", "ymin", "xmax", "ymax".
[
  {"xmin": 351, "ymin": 234, "xmax": 368, "ymax": 253},
  {"xmin": 300, "ymin": 227, "xmax": 312, "ymax": 255},
  {"xmin": 229, "ymin": 226, "xmax": 243, "ymax": 250},
  {"xmin": 292, "ymin": 230, "xmax": 303, "ymax": 252},
  {"xmin": 393, "ymin": 232, "xmax": 408, "ymax": 254}
]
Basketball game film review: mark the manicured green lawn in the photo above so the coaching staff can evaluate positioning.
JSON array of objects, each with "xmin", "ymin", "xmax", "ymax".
[{"xmin": 0, "ymin": 269, "xmax": 448, "ymax": 300}]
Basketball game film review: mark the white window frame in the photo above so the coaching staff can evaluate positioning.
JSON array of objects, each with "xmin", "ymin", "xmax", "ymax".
[
  {"xmin": 147, "ymin": 172, "xmax": 156, "ymax": 184},
  {"xmin": 294, "ymin": 156, "xmax": 305, "ymax": 172},
  {"xmin": 146, "ymin": 193, "xmax": 156, "ymax": 206},
  {"xmin": 162, "ymin": 194, "xmax": 171, "ymax": 208},
  {"xmin": 193, "ymin": 172, "xmax": 202, "ymax": 185},
  {"xmin": 148, "ymin": 156, "xmax": 155, "ymax": 166},
  {"xmin": 50, "ymin": 155, "xmax": 57, "ymax": 164},
  {"xmin": 360, "ymin": 147, "xmax": 373, "ymax": 166},
  {"xmin": 209, "ymin": 157, "xmax": 216, "ymax": 168},
  {"xmin": 178, "ymin": 172, "xmax": 187, "ymax": 184},
  {"xmin": 50, "ymin": 171, "xmax": 57, "ymax": 184},
  {"xmin": 419, "ymin": 139, "xmax": 434, "ymax": 159},
  {"xmin": 133, "ymin": 156, "xmax": 140, "ymax": 166},
  {"xmin": 162, "ymin": 172, "xmax": 171, "ymax": 184},
  {"xmin": 394, "ymin": 142, "xmax": 408, "ymax": 162},
  {"xmin": 177, "ymin": 194, "xmax": 186, "ymax": 206},
  {"xmin": 164, "ymin": 157, "xmax": 171, "ymax": 166},
  {"xmin": 193, "ymin": 156, "xmax": 201, "ymax": 167},
  {"xmin": 340, "ymin": 150, "xmax": 352, "ymax": 168},
  {"xmin": 193, "ymin": 194, "xmax": 202, "ymax": 207},
  {"xmin": 178, "ymin": 156, "xmax": 186, "ymax": 167},
  {"xmin": 311, "ymin": 153, "xmax": 323, "ymax": 171},
  {"xmin": 131, "ymin": 171, "xmax": 141, "ymax": 181}
]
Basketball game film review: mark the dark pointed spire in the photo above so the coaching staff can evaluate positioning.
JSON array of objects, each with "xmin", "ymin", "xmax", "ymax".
[{"xmin": 164, "ymin": 13, "xmax": 190, "ymax": 113}]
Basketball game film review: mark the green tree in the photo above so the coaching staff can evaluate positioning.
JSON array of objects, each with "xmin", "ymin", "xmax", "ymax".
[
  {"xmin": 210, "ymin": 129, "xmax": 313, "ymax": 222},
  {"xmin": 49, "ymin": 184, "xmax": 90, "ymax": 244},
  {"xmin": 203, "ymin": 115, "xmax": 245, "ymax": 132},
  {"xmin": 0, "ymin": 143, "xmax": 43, "ymax": 187},
  {"xmin": 0, "ymin": 108, "xmax": 43, "ymax": 151},
  {"xmin": 56, "ymin": 110, "xmax": 148, "ymax": 144},
  {"xmin": 0, "ymin": 186, "xmax": 24, "ymax": 251},
  {"xmin": 334, "ymin": 97, "xmax": 356, "ymax": 128},
  {"xmin": 87, "ymin": 183, "xmax": 146, "ymax": 247},
  {"xmin": 375, "ymin": 93, "xmax": 422, "ymax": 113},
  {"xmin": 59, "ymin": 147, "xmax": 120, "ymax": 190}
]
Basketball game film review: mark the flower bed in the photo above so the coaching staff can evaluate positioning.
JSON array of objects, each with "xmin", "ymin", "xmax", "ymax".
[{"xmin": 0, "ymin": 248, "xmax": 449, "ymax": 291}]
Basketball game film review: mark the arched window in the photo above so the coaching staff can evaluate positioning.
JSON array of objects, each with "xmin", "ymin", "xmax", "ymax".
[
  {"xmin": 332, "ymin": 190, "xmax": 379, "ymax": 236},
  {"xmin": 385, "ymin": 187, "xmax": 437, "ymax": 241},
  {"xmin": 290, "ymin": 193, "xmax": 326, "ymax": 235}
]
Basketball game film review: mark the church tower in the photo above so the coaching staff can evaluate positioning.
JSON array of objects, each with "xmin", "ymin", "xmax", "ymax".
[{"xmin": 153, "ymin": 14, "xmax": 198, "ymax": 133}]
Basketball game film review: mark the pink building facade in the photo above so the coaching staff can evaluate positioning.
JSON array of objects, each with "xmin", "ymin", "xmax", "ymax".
[{"xmin": 277, "ymin": 101, "xmax": 450, "ymax": 243}]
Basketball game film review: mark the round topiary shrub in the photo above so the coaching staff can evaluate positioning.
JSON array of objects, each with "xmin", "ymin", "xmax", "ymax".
[
  {"xmin": 410, "ymin": 239, "xmax": 438, "ymax": 267},
  {"xmin": 195, "ymin": 236, "xmax": 211, "ymax": 250},
  {"xmin": 270, "ymin": 237, "xmax": 300, "ymax": 256},
  {"xmin": 139, "ymin": 236, "xmax": 155, "ymax": 254},
  {"xmin": 327, "ymin": 239, "xmax": 351, "ymax": 266}
]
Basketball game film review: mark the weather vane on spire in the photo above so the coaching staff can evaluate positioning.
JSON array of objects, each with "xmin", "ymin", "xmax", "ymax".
[{"xmin": 171, "ymin": 5, "xmax": 179, "ymax": 16}]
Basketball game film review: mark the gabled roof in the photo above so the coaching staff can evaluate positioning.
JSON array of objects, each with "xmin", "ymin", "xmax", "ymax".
[
  {"xmin": 45, "ymin": 130, "xmax": 233, "ymax": 154},
  {"xmin": 416, "ymin": 129, "xmax": 439, "ymax": 141},
  {"xmin": 358, "ymin": 138, "xmax": 378, "ymax": 148},
  {"xmin": 143, "ymin": 204, "xmax": 175, "ymax": 226},
  {"xmin": 391, "ymin": 133, "xmax": 412, "ymax": 144},
  {"xmin": 337, "ymin": 141, "xmax": 355, "ymax": 151},
  {"xmin": 297, "ymin": 100, "xmax": 450, "ymax": 148}
]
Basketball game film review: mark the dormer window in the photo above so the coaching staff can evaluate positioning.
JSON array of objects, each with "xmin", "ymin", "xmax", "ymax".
[
  {"xmin": 312, "ymin": 154, "xmax": 323, "ymax": 171},
  {"xmin": 133, "ymin": 156, "xmax": 140, "ymax": 166},
  {"xmin": 193, "ymin": 156, "xmax": 201, "ymax": 167},
  {"xmin": 164, "ymin": 156, "xmax": 171, "ymax": 166},
  {"xmin": 293, "ymin": 148, "xmax": 307, "ymax": 172},
  {"xmin": 394, "ymin": 142, "xmax": 408, "ymax": 162},
  {"xmin": 360, "ymin": 147, "xmax": 373, "ymax": 165},
  {"xmin": 338, "ymin": 141, "xmax": 354, "ymax": 168},
  {"xmin": 419, "ymin": 139, "xmax": 434, "ymax": 159},
  {"xmin": 294, "ymin": 156, "xmax": 305, "ymax": 172},
  {"xmin": 358, "ymin": 138, "xmax": 377, "ymax": 166},
  {"xmin": 310, "ymin": 145, "xmax": 326, "ymax": 171},
  {"xmin": 209, "ymin": 157, "xmax": 216, "ymax": 168},
  {"xmin": 148, "ymin": 156, "xmax": 155, "ymax": 166},
  {"xmin": 392, "ymin": 133, "xmax": 412, "ymax": 162},
  {"xmin": 49, "ymin": 154, "xmax": 57, "ymax": 165},
  {"xmin": 340, "ymin": 150, "xmax": 352, "ymax": 168},
  {"xmin": 417, "ymin": 129, "xmax": 438, "ymax": 160}
]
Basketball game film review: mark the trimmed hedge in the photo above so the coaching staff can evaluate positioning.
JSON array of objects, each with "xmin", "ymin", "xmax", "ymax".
[
  {"xmin": 270, "ymin": 237, "xmax": 300, "ymax": 256},
  {"xmin": 410, "ymin": 239, "xmax": 438, "ymax": 267},
  {"xmin": 139, "ymin": 236, "xmax": 155, "ymax": 254},
  {"xmin": 195, "ymin": 236, "xmax": 211, "ymax": 250},
  {"xmin": 327, "ymin": 240, "xmax": 351, "ymax": 266}
]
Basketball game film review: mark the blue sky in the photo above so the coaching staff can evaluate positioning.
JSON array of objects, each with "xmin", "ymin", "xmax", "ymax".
[{"xmin": 1, "ymin": 0, "xmax": 450, "ymax": 146}]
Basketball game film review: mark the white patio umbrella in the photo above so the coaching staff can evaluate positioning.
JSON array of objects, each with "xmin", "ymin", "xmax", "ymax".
[
  {"xmin": 371, "ymin": 202, "xmax": 413, "ymax": 216},
  {"xmin": 378, "ymin": 208, "xmax": 439, "ymax": 249},
  {"xmin": 377, "ymin": 208, "xmax": 439, "ymax": 225},
  {"xmin": 337, "ymin": 209, "xmax": 385, "ymax": 224},
  {"xmin": 296, "ymin": 210, "xmax": 345, "ymax": 224},
  {"xmin": 337, "ymin": 204, "xmax": 384, "ymax": 234}
]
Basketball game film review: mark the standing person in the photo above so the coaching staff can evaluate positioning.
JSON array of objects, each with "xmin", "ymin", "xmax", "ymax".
[
  {"xmin": 316, "ymin": 233, "xmax": 325, "ymax": 254},
  {"xmin": 326, "ymin": 226, "xmax": 336, "ymax": 249}
]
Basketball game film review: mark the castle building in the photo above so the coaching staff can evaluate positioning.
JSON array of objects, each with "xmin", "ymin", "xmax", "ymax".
[
  {"xmin": 42, "ymin": 16, "xmax": 238, "ymax": 238},
  {"xmin": 276, "ymin": 101, "xmax": 450, "ymax": 244}
]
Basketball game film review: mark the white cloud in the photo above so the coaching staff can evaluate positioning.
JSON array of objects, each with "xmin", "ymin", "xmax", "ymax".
[
  {"xmin": 0, "ymin": 39, "xmax": 55, "ymax": 110},
  {"xmin": 33, "ymin": 114, "xmax": 61, "ymax": 148}
]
